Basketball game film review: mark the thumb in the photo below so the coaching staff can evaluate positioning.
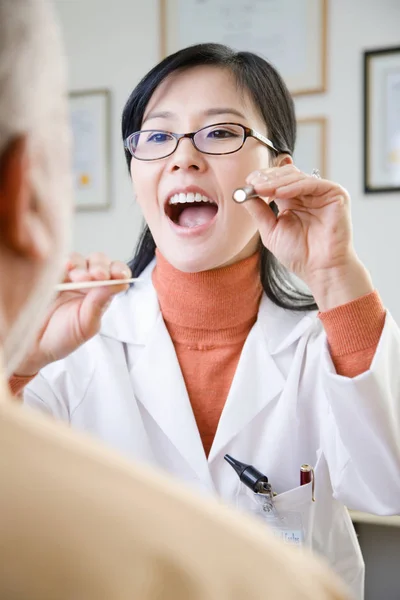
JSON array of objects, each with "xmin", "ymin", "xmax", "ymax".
[
  {"xmin": 78, "ymin": 284, "xmax": 128, "ymax": 341},
  {"xmin": 242, "ymin": 196, "xmax": 277, "ymax": 239}
]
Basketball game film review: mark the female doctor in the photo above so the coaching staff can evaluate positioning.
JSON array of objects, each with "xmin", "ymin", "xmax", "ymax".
[{"xmin": 13, "ymin": 44, "xmax": 400, "ymax": 598}]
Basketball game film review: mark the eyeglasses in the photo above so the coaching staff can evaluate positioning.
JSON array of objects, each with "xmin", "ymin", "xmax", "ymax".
[{"xmin": 123, "ymin": 122, "xmax": 279, "ymax": 161}]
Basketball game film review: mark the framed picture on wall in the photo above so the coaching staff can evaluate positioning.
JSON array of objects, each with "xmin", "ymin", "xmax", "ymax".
[
  {"xmin": 69, "ymin": 89, "xmax": 111, "ymax": 211},
  {"xmin": 364, "ymin": 46, "xmax": 400, "ymax": 194},
  {"xmin": 293, "ymin": 117, "xmax": 327, "ymax": 178},
  {"xmin": 159, "ymin": 0, "xmax": 328, "ymax": 96}
]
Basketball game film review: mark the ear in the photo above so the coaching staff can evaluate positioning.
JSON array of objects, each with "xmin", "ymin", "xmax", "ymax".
[
  {"xmin": 275, "ymin": 153, "xmax": 293, "ymax": 168},
  {"xmin": 0, "ymin": 135, "xmax": 46, "ymax": 259}
]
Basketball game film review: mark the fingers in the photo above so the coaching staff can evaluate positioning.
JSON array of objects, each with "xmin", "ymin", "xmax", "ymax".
[
  {"xmin": 63, "ymin": 252, "xmax": 131, "ymax": 285},
  {"xmin": 66, "ymin": 252, "xmax": 87, "ymax": 271},
  {"xmin": 67, "ymin": 254, "xmax": 132, "ymax": 341},
  {"xmin": 245, "ymin": 166, "xmax": 349, "ymax": 209},
  {"xmin": 246, "ymin": 164, "xmax": 300, "ymax": 186},
  {"xmin": 110, "ymin": 260, "xmax": 132, "ymax": 280},
  {"xmin": 63, "ymin": 252, "xmax": 89, "ymax": 283},
  {"xmin": 78, "ymin": 283, "xmax": 129, "ymax": 341},
  {"xmin": 86, "ymin": 252, "xmax": 130, "ymax": 280},
  {"xmin": 241, "ymin": 196, "xmax": 277, "ymax": 239},
  {"xmin": 86, "ymin": 252, "xmax": 112, "ymax": 279},
  {"xmin": 247, "ymin": 166, "xmax": 308, "ymax": 198},
  {"xmin": 241, "ymin": 167, "xmax": 299, "ymax": 236}
]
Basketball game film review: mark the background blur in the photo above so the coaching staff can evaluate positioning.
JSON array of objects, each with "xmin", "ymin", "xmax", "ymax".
[{"xmin": 54, "ymin": 1, "xmax": 400, "ymax": 598}]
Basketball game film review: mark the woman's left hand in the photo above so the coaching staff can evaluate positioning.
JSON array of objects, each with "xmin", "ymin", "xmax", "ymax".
[{"xmin": 243, "ymin": 164, "xmax": 373, "ymax": 310}]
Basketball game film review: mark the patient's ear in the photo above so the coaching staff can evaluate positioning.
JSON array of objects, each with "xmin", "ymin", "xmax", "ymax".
[{"xmin": 0, "ymin": 135, "xmax": 48, "ymax": 260}]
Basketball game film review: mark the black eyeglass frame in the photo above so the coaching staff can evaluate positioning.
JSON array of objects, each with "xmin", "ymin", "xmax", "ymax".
[{"xmin": 123, "ymin": 122, "xmax": 281, "ymax": 161}]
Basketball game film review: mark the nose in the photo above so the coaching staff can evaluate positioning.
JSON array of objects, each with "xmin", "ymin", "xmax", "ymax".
[{"xmin": 168, "ymin": 136, "xmax": 207, "ymax": 172}]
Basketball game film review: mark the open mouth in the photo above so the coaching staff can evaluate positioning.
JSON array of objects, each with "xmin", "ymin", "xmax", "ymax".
[{"xmin": 165, "ymin": 192, "xmax": 218, "ymax": 228}]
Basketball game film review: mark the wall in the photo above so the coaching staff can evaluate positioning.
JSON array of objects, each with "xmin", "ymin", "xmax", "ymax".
[
  {"xmin": 295, "ymin": 0, "xmax": 400, "ymax": 322},
  {"xmin": 54, "ymin": 0, "xmax": 160, "ymax": 263},
  {"xmin": 54, "ymin": 1, "xmax": 400, "ymax": 597},
  {"xmin": 357, "ymin": 524, "xmax": 400, "ymax": 600}
]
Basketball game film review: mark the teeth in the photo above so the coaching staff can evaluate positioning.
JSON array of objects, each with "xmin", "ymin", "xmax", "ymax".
[{"xmin": 169, "ymin": 193, "xmax": 214, "ymax": 205}]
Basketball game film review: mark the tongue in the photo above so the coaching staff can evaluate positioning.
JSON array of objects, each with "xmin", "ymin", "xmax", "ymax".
[{"xmin": 178, "ymin": 204, "xmax": 218, "ymax": 228}]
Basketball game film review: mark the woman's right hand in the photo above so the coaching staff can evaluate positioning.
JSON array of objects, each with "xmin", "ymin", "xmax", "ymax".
[{"xmin": 15, "ymin": 252, "xmax": 132, "ymax": 376}]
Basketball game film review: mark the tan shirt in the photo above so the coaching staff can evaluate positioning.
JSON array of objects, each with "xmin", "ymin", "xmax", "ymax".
[{"xmin": 0, "ymin": 372, "xmax": 348, "ymax": 600}]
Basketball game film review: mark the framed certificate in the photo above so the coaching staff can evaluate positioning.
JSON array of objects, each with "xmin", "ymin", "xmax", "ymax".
[
  {"xmin": 364, "ymin": 46, "xmax": 400, "ymax": 194},
  {"xmin": 293, "ymin": 117, "xmax": 327, "ymax": 178},
  {"xmin": 159, "ymin": 0, "xmax": 328, "ymax": 96},
  {"xmin": 69, "ymin": 89, "xmax": 111, "ymax": 211}
]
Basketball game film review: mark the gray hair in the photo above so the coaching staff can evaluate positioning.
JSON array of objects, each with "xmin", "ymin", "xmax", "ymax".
[{"xmin": 0, "ymin": 0, "xmax": 68, "ymax": 155}]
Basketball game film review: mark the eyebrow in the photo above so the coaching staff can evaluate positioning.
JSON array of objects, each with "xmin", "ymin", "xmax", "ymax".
[
  {"xmin": 204, "ymin": 107, "xmax": 246, "ymax": 119},
  {"xmin": 142, "ymin": 107, "xmax": 247, "ymax": 124}
]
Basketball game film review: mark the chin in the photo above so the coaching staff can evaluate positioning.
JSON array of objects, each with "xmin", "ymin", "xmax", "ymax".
[
  {"xmin": 169, "ymin": 257, "xmax": 215, "ymax": 274},
  {"xmin": 161, "ymin": 247, "xmax": 226, "ymax": 274}
]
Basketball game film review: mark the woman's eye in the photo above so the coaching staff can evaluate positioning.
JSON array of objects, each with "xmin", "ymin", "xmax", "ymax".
[
  {"xmin": 207, "ymin": 128, "xmax": 238, "ymax": 139},
  {"xmin": 147, "ymin": 132, "xmax": 170, "ymax": 144}
]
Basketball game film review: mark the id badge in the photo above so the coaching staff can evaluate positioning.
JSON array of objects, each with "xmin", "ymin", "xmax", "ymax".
[{"xmin": 247, "ymin": 489, "xmax": 305, "ymax": 548}]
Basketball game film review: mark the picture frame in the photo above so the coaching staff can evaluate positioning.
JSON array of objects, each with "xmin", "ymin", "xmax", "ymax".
[
  {"xmin": 364, "ymin": 46, "xmax": 400, "ymax": 194},
  {"xmin": 69, "ymin": 89, "xmax": 111, "ymax": 211},
  {"xmin": 159, "ymin": 0, "xmax": 327, "ymax": 96},
  {"xmin": 293, "ymin": 117, "xmax": 327, "ymax": 178}
]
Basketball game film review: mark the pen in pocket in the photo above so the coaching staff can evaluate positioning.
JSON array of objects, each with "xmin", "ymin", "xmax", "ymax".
[{"xmin": 300, "ymin": 464, "xmax": 315, "ymax": 501}]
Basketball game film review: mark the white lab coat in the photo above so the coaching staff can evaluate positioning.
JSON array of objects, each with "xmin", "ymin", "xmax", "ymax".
[{"xmin": 24, "ymin": 261, "xmax": 400, "ymax": 600}]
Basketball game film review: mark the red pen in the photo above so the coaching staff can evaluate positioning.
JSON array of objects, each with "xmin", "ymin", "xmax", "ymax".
[{"xmin": 300, "ymin": 464, "xmax": 315, "ymax": 502}]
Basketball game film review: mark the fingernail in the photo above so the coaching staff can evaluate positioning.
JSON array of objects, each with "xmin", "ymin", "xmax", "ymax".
[
  {"xmin": 91, "ymin": 267, "xmax": 108, "ymax": 278},
  {"xmin": 70, "ymin": 268, "xmax": 89, "ymax": 279},
  {"xmin": 255, "ymin": 172, "xmax": 269, "ymax": 182}
]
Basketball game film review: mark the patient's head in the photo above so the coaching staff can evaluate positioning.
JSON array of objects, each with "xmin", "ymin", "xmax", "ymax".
[{"xmin": 0, "ymin": 0, "xmax": 72, "ymax": 375}]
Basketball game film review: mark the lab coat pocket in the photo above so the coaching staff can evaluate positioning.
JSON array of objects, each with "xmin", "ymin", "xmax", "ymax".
[
  {"xmin": 235, "ymin": 454, "xmax": 324, "ymax": 549},
  {"xmin": 272, "ymin": 480, "xmax": 315, "ymax": 547},
  {"xmin": 235, "ymin": 468, "xmax": 317, "ymax": 549}
]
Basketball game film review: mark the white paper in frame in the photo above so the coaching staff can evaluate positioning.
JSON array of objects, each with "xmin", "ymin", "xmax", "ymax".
[
  {"xmin": 69, "ymin": 89, "xmax": 111, "ymax": 211},
  {"xmin": 364, "ymin": 46, "xmax": 400, "ymax": 193},
  {"xmin": 293, "ymin": 118, "xmax": 327, "ymax": 178},
  {"xmin": 159, "ymin": 0, "xmax": 327, "ymax": 96}
]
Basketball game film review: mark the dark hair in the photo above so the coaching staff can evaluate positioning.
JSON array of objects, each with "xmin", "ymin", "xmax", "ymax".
[{"xmin": 122, "ymin": 43, "xmax": 317, "ymax": 311}]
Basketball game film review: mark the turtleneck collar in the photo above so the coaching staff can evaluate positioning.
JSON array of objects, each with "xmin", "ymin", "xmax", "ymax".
[{"xmin": 152, "ymin": 250, "xmax": 263, "ymax": 345}]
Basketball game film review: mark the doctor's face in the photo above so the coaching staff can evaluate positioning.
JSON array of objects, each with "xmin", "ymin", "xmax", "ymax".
[{"xmin": 129, "ymin": 66, "xmax": 274, "ymax": 273}]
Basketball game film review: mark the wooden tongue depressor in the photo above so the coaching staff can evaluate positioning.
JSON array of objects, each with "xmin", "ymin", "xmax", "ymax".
[{"xmin": 55, "ymin": 278, "xmax": 140, "ymax": 292}]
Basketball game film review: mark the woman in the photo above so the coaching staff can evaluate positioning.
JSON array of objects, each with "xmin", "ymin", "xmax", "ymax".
[{"xmin": 14, "ymin": 44, "xmax": 400, "ymax": 598}]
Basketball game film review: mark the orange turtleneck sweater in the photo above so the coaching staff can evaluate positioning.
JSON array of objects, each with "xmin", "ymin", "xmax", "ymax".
[
  {"xmin": 11, "ymin": 251, "xmax": 386, "ymax": 457},
  {"xmin": 152, "ymin": 251, "xmax": 385, "ymax": 456}
]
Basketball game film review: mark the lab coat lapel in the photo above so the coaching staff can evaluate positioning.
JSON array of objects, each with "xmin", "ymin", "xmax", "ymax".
[
  {"xmin": 209, "ymin": 296, "xmax": 316, "ymax": 461},
  {"xmin": 101, "ymin": 263, "xmax": 212, "ymax": 485},
  {"xmin": 208, "ymin": 320, "xmax": 285, "ymax": 461},
  {"xmin": 130, "ymin": 314, "xmax": 213, "ymax": 486}
]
